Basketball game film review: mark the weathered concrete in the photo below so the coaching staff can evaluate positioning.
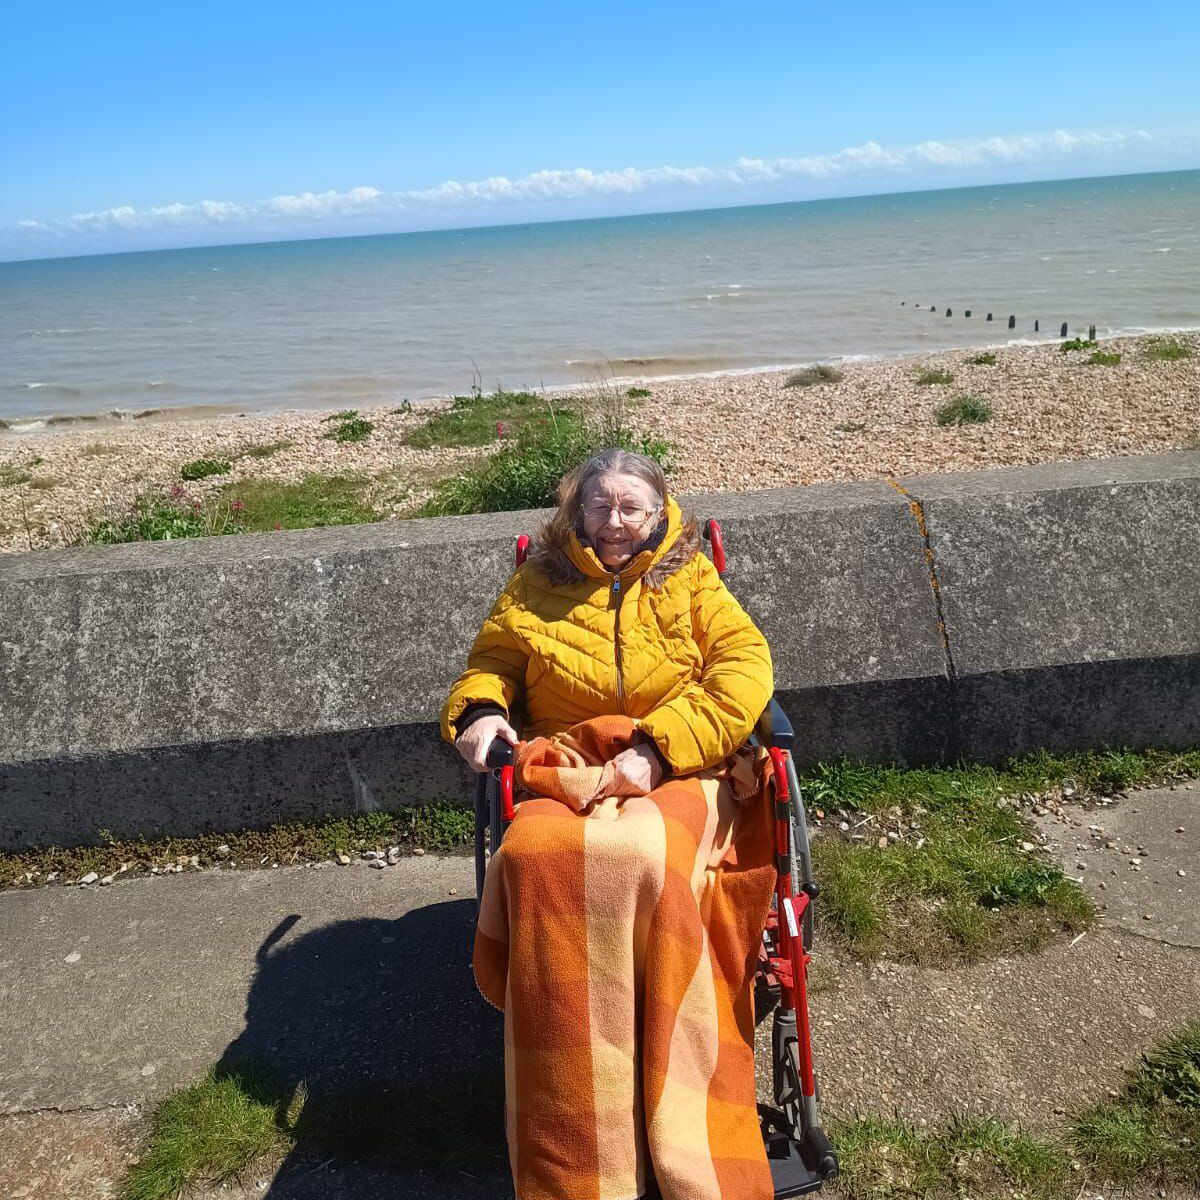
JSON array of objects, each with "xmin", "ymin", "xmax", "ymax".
[
  {"xmin": 1, "ymin": 451, "xmax": 1197, "ymax": 848},
  {"xmin": 1035, "ymin": 782, "xmax": 1200, "ymax": 949},
  {"xmin": 0, "ymin": 855, "xmax": 509, "ymax": 1196},
  {"xmin": 2, "ymin": 783, "xmax": 1199, "ymax": 1197},
  {"xmin": 901, "ymin": 452, "xmax": 1200, "ymax": 760}
]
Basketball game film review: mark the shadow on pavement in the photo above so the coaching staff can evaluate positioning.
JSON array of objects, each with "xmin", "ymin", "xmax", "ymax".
[{"xmin": 213, "ymin": 898, "xmax": 512, "ymax": 1198}]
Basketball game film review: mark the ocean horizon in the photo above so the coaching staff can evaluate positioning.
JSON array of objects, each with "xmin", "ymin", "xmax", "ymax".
[{"xmin": 2, "ymin": 167, "xmax": 1198, "ymax": 430}]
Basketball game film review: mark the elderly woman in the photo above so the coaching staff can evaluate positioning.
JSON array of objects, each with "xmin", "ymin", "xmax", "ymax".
[{"xmin": 441, "ymin": 447, "xmax": 777, "ymax": 1200}]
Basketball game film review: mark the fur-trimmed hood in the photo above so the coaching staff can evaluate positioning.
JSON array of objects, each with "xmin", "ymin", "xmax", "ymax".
[{"xmin": 526, "ymin": 495, "xmax": 701, "ymax": 590}]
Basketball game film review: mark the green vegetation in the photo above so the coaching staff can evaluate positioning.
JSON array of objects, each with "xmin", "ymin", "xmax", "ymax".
[
  {"xmin": 916, "ymin": 368, "xmax": 955, "ymax": 385},
  {"xmin": 217, "ymin": 473, "xmax": 378, "ymax": 532},
  {"xmin": 323, "ymin": 415, "xmax": 375, "ymax": 443},
  {"xmin": 85, "ymin": 494, "xmax": 245, "ymax": 544},
  {"xmin": 626, "ymin": 386, "xmax": 652, "ymax": 399},
  {"xmin": 235, "ymin": 440, "xmax": 293, "ymax": 459},
  {"xmin": 119, "ymin": 1050, "xmax": 507, "ymax": 1199},
  {"xmin": 800, "ymin": 745, "xmax": 1200, "ymax": 964},
  {"xmin": 120, "ymin": 1064, "xmax": 286, "ymax": 1200},
  {"xmin": 1, "ymin": 800, "xmax": 476, "ymax": 891},
  {"xmin": 1088, "ymin": 350, "xmax": 1122, "ymax": 366},
  {"xmin": 403, "ymin": 387, "xmax": 570, "ymax": 449},
  {"xmin": 9, "ymin": 746, "xmax": 1196, "ymax": 985},
  {"xmin": 77, "ymin": 473, "xmax": 379, "ymax": 545},
  {"xmin": 1072, "ymin": 1022, "xmax": 1200, "ymax": 1183},
  {"xmin": 784, "ymin": 364, "xmax": 843, "ymax": 388},
  {"xmin": 833, "ymin": 1115, "xmax": 1069, "ymax": 1200},
  {"xmin": 969, "ymin": 352, "xmax": 997, "ymax": 366},
  {"xmin": 0, "ymin": 465, "xmax": 33, "ymax": 486},
  {"xmin": 833, "ymin": 1021, "xmax": 1200, "ymax": 1197},
  {"xmin": 419, "ymin": 393, "xmax": 671, "ymax": 517},
  {"xmin": 180, "ymin": 458, "xmax": 231, "ymax": 481},
  {"xmin": 1060, "ymin": 338, "xmax": 1098, "ymax": 353},
  {"xmin": 124, "ymin": 1019, "xmax": 1200, "ymax": 1199},
  {"xmin": 934, "ymin": 395, "xmax": 993, "ymax": 426},
  {"xmin": 1145, "ymin": 336, "xmax": 1193, "ymax": 361}
]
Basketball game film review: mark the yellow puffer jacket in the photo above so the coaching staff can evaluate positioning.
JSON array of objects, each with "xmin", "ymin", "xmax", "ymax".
[{"xmin": 440, "ymin": 496, "xmax": 774, "ymax": 776}]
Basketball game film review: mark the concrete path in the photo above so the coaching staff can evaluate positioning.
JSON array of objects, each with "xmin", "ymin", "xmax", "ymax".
[{"xmin": 2, "ymin": 783, "xmax": 1198, "ymax": 1198}]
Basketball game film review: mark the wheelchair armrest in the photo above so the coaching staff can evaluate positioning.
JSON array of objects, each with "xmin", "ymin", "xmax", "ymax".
[
  {"xmin": 755, "ymin": 698, "xmax": 794, "ymax": 752},
  {"xmin": 485, "ymin": 737, "xmax": 515, "ymax": 768}
]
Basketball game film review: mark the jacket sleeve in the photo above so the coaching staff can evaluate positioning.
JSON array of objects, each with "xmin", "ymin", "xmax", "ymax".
[
  {"xmin": 440, "ymin": 571, "xmax": 528, "ymax": 744},
  {"xmin": 638, "ymin": 555, "xmax": 774, "ymax": 775}
]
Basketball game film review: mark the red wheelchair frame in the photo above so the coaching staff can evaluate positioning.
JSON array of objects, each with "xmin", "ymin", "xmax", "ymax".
[{"xmin": 472, "ymin": 521, "xmax": 839, "ymax": 1196}]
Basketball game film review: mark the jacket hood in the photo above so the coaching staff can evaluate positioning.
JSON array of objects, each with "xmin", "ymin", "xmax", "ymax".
[{"xmin": 529, "ymin": 494, "xmax": 701, "ymax": 589}]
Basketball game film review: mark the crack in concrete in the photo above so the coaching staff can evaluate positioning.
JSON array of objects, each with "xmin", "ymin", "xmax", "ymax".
[
  {"xmin": 0, "ymin": 1100, "xmax": 137, "ymax": 1119},
  {"xmin": 887, "ymin": 478, "xmax": 960, "ymax": 757},
  {"xmin": 1099, "ymin": 918, "xmax": 1200, "ymax": 953}
]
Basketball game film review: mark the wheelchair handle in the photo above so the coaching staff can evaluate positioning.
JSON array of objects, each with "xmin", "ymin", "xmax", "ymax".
[{"xmin": 485, "ymin": 737, "xmax": 515, "ymax": 768}]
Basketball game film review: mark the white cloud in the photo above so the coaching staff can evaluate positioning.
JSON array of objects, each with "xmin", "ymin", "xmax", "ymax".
[{"xmin": 10, "ymin": 124, "xmax": 1196, "ymax": 249}]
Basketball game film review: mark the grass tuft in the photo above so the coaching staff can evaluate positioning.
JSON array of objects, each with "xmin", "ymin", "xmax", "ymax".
[
  {"xmin": 1144, "ymin": 336, "xmax": 1193, "ymax": 361},
  {"xmin": 219, "ymin": 473, "xmax": 378, "ymax": 532},
  {"xmin": 419, "ymin": 389, "xmax": 671, "ymax": 516},
  {"xmin": 797, "ymin": 745, "xmax": 1200, "ymax": 964},
  {"xmin": 1, "ymin": 800, "xmax": 478, "ymax": 891},
  {"xmin": 76, "ymin": 473, "xmax": 378, "ymax": 545},
  {"xmin": 832, "ymin": 1114, "xmax": 1070, "ymax": 1200},
  {"xmin": 403, "ymin": 388, "xmax": 569, "ymax": 449},
  {"xmin": 84, "ymin": 495, "xmax": 245, "ymax": 544},
  {"xmin": 1089, "ymin": 350, "xmax": 1122, "ymax": 366},
  {"xmin": 180, "ymin": 458, "xmax": 231, "ymax": 481},
  {"xmin": 784, "ymin": 364, "xmax": 843, "ymax": 388},
  {"xmin": 324, "ymin": 417, "xmax": 374, "ymax": 444},
  {"xmin": 916, "ymin": 369, "xmax": 955, "ymax": 385},
  {"xmin": 119, "ymin": 1064, "xmax": 285, "ymax": 1200},
  {"xmin": 934, "ymin": 395, "xmax": 993, "ymax": 426},
  {"xmin": 0, "ymin": 465, "xmax": 33, "ymax": 486},
  {"xmin": 969, "ymin": 352, "xmax": 997, "ymax": 366},
  {"xmin": 1061, "ymin": 338, "xmax": 1098, "ymax": 352},
  {"xmin": 626, "ymin": 386, "xmax": 652, "ymax": 399},
  {"xmin": 1072, "ymin": 1022, "xmax": 1200, "ymax": 1183}
]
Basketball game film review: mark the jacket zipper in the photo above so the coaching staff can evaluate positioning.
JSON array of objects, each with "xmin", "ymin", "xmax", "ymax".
[{"xmin": 611, "ymin": 576, "xmax": 627, "ymax": 714}]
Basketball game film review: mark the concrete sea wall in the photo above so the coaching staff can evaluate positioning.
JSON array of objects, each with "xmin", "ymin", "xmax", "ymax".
[{"xmin": 2, "ymin": 451, "xmax": 1198, "ymax": 850}]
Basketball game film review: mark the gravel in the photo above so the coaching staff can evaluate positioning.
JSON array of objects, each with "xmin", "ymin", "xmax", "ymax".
[{"xmin": 2, "ymin": 331, "xmax": 1197, "ymax": 555}]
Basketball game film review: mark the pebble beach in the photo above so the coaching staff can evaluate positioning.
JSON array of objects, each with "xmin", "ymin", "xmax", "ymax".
[{"xmin": 1, "ymin": 331, "xmax": 1197, "ymax": 555}]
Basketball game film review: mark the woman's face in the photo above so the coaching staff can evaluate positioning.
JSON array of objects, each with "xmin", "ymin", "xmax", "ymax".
[{"xmin": 579, "ymin": 471, "xmax": 663, "ymax": 569}]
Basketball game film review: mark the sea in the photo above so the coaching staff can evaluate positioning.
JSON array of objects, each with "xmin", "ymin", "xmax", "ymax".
[{"xmin": 1, "ymin": 168, "xmax": 1197, "ymax": 431}]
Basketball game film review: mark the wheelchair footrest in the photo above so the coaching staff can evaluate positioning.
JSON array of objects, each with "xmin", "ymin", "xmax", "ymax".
[{"xmin": 760, "ymin": 1105, "xmax": 835, "ymax": 1196}]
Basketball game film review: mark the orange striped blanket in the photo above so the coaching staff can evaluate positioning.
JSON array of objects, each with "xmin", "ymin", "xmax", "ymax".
[{"xmin": 473, "ymin": 715, "xmax": 778, "ymax": 1200}]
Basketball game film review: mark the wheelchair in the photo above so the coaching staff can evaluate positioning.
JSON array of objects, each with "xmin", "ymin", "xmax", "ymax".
[{"xmin": 471, "ymin": 520, "xmax": 839, "ymax": 1197}]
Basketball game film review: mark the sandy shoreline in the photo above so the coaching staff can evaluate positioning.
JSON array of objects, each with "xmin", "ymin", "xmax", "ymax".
[{"xmin": 2, "ymin": 331, "xmax": 1197, "ymax": 555}]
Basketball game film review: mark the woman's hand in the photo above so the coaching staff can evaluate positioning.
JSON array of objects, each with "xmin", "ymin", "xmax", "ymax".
[
  {"xmin": 603, "ymin": 742, "xmax": 665, "ymax": 797},
  {"xmin": 455, "ymin": 714, "xmax": 519, "ymax": 772}
]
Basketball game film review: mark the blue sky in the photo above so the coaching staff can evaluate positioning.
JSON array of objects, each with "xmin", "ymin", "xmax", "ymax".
[{"xmin": 3, "ymin": 1, "xmax": 1198, "ymax": 261}]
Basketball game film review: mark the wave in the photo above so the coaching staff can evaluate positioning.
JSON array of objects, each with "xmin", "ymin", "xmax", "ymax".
[
  {"xmin": 18, "ymin": 383, "xmax": 83, "ymax": 397},
  {"xmin": 0, "ymin": 400, "xmax": 251, "ymax": 434},
  {"xmin": 565, "ymin": 354, "xmax": 751, "ymax": 374}
]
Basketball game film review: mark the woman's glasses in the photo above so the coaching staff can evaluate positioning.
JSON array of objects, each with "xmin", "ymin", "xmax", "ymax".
[{"xmin": 582, "ymin": 501, "xmax": 659, "ymax": 527}]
